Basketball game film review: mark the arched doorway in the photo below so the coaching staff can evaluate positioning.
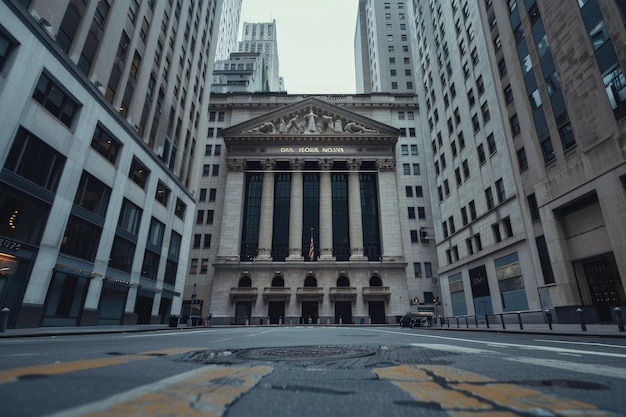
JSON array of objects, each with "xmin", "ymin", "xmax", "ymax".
[
  {"xmin": 335, "ymin": 275, "xmax": 353, "ymax": 324},
  {"xmin": 268, "ymin": 275, "xmax": 286, "ymax": 324},
  {"xmin": 368, "ymin": 275, "xmax": 386, "ymax": 324},
  {"xmin": 301, "ymin": 275, "xmax": 318, "ymax": 324},
  {"xmin": 235, "ymin": 275, "xmax": 252, "ymax": 324}
]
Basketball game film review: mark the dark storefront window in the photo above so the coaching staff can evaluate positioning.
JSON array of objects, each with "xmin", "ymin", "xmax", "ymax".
[
  {"xmin": 360, "ymin": 173, "xmax": 380, "ymax": 260},
  {"xmin": 74, "ymin": 172, "xmax": 111, "ymax": 217},
  {"xmin": 302, "ymin": 173, "xmax": 319, "ymax": 261},
  {"xmin": 241, "ymin": 173, "xmax": 262, "ymax": 261},
  {"xmin": 109, "ymin": 236, "xmax": 136, "ymax": 273},
  {"xmin": 272, "ymin": 173, "xmax": 291, "ymax": 261},
  {"xmin": 60, "ymin": 215, "xmax": 101, "ymax": 261},
  {"xmin": 0, "ymin": 186, "xmax": 50, "ymax": 245},
  {"xmin": 42, "ymin": 271, "xmax": 90, "ymax": 326},
  {"xmin": 332, "ymin": 173, "xmax": 350, "ymax": 261},
  {"xmin": 5, "ymin": 128, "xmax": 66, "ymax": 192}
]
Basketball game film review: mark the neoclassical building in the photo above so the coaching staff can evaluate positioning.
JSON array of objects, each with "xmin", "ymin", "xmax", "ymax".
[{"xmin": 205, "ymin": 97, "xmax": 425, "ymax": 325}]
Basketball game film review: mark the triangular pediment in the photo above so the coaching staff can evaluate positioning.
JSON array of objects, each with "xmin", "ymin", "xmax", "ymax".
[{"xmin": 222, "ymin": 97, "xmax": 400, "ymax": 139}]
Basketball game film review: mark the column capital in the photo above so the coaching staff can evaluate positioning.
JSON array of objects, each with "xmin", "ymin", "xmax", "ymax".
[
  {"xmin": 290, "ymin": 158, "xmax": 305, "ymax": 170},
  {"xmin": 348, "ymin": 158, "xmax": 362, "ymax": 170},
  {"xmin": 226, "ymin": 159, "xmax": 246, "ymax": 172},
  {"xmin": 376, "ymin": 159, "xmax": 396, "ymax": 171},
  {"xmin": 318, "ymin": 158, "xmax": 334, "ymax": 170},
  {"xmin": 260, "ymin": 159, "xmax": 276, "ymax": 170}
]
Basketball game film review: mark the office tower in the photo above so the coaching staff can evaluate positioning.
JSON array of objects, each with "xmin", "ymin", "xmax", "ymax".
[
  {"xmin": 408, "ymin": 0, "xmax": 541, "ymax": 322},
  {"xmin": 238, "ymin": 21, "xmax": 282, "ymax": 92},
  {"xmin": 353, "ymin": 0, "xmax": 439, "ymax": 314},
  {"xmin": 482, "ymin": 0, "xmax": 626, "ymax": 322},
  {"xmin": 210, "ymin": 51, "xmax": 265, "ymax": 93},
  {"xmin": 194, "ymin": 92, "xmax": 437, "ymax": 325},
  {"xmin": 0, "ymin": 0, "xmax": 240, "ymax": 329},
  {"xmin": 354, "ymin": 0, "xmax": 416, "ymax": 94}
]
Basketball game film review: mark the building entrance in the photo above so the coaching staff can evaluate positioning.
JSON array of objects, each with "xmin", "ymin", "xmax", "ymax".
[
  {"xmin": 583, "ymin": 254, "xmax": 625, "ymax": 322},
  {"xmin": 368, "ymin": 301, "xmax": 386, "ymax": 324},
  {"xmin": 334, "ymin": 301, "xmax": 352, "ymax": 324},
  {"xmin": 268, "ymin": 301, "xmax": 285, "ymax": 324},
  {"xmin": 301, "ymin": 301, "xmax": 318, "ymax": 324},
  {"xmin": 235, "ymin": 302, "xmax": 252, "ymax": 324}
]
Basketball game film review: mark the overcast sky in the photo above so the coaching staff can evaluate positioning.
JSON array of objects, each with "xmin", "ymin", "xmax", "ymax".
[{"xmin": 238, "ymin": 0, "xmax": 360, "ymax": 94}]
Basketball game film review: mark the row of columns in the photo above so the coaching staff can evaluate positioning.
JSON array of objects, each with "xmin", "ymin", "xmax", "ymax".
[{"xmin": 256, "ymin": 158, "xmax": 367, "ymax": 261}]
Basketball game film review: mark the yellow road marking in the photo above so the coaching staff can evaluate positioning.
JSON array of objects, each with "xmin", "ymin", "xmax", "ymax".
[
  {"xmin": 394, "ymin": 380, "xmax": 491, "ymax": 411},
  {"xmin": 454, "ymin": 382, "xmax": 614, "ymax": 417},
  {"xmin": 0, "ymin": 347, "xmax": 197, "ymax": 384},
  {"xmin": 374, "ymin": 364, "xmax": 616, "ymax": 416},
  {"xmin": 77, "ymin": 366, "xmax": 272, "ymax": 417}
]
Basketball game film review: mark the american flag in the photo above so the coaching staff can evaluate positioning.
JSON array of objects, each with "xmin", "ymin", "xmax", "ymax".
[{"xmin": 309, "ymin": 235, "xmax": 315, "ymax": 261}]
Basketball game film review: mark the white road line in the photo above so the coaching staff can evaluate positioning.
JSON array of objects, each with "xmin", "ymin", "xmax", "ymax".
[
  {"xmin": 534, "ymin": 339, "xmax": 626, "ymax": 349},
  {"xmin": 507, "ymin": 357, "xmax": 626, "ymax": 379},
  {"xmin": 125, "ymin": 330, "xmax": 211, "ymax": 337},
  {"xmin": 363, "ymin": 328, "xmax": 626, "ymax": 358},
  {"xmin": 410, "ymin": 343, "xmax": 499, "ymax": 354}
]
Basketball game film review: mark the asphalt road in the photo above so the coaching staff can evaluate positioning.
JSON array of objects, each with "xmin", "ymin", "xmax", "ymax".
[{"xmin": 0, "ymin": 326, "xmax": 625, "ymax": 416}]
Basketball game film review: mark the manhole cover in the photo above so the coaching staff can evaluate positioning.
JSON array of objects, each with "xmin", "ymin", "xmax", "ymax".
[{"xmin": 237, "ymin": 345, "xmax": 375, "ymax": 361}]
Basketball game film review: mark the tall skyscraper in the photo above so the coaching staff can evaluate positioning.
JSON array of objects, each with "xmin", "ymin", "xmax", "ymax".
[
  {"xmin": 407, "ymin": 0, "xmax": 539, "ymax": 322},
  {"xmin": 482, "ymin": 0, "xmax": 626, "ymax": 322},
  {"xmin": 353, "ymin": 0, "xmax": 439, "ymax": 315},
  {"xmin": 406, "ymin": 0, "xmax": 626, "ymax": 324},
  {"xmin": 354, "ymin": 0, "xmax": 417, "ymax": 94},
  {"xmin": 238, "ymin": 21, "xmax": 282, "ymax": 92},
  {"xmin": 0, "ymin": 0, "xmax": 240, "ymax": 329}
]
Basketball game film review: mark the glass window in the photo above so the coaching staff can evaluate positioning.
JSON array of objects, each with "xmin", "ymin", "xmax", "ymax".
[
  {"xmin": 147, "ymin": 217, "xmax": 165, "ymax": 247},
  {"xmin": 60, "ymin": 215, "xmax": 101, "ymax": 261},
  {"xmin": 74, "ymin": 172, "xmax": 111, "ymax": 217},
  {"xmin": 5, "ymin": 128, "xmax": 65, "ymax": 192},
  {"xmin": 109, "ymin": 236, "xmax": 135, "ymax": 272},
  {"xmin": 0, "ymin": 27, "xmax": 18, "ymax": 73},
  {"xmin": 129, "ymin": 158, "xmax": 149, "ymax": 188},
  {"xmin": 155, "ymin": 182, "xmax": 170, "ymax": 206},
  {"xmin": 118, "ymin": 198, "xmax": 142, "ymax": 235},
  {"xmin": 91, "ymin": 124, "xmax": 121, "ymax": 164},
  {"xmin": 0, "ymin": 186, "xmax": 50, "ymax": 245},
  {"xmin": 33, "ymin": 73, "xmax": 80, "ymax": 127}
]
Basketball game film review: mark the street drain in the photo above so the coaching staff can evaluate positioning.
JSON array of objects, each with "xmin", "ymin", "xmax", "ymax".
[{"xmin": 237, "ymin": 345, "xmax": 376, "ymax": 361}]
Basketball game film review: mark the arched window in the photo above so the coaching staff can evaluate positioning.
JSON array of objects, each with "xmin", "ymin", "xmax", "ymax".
[
  {"xmin": 304, "ymin": 275, "xmax": 317, "ymax": 287},
  {"xmin": 337, "ymin": 276, "xmax": 350, "ymax": 287},
  {"xmin": 238, "ymin": 276, "xmax": 252, "ymax": 287},
  {"xmin": 369, "ymin": 276, "xmax": 383, "ymax": 287},
  {"xmin": 271, "ymin": 276, "xmax": 284, "ymax": 287}
]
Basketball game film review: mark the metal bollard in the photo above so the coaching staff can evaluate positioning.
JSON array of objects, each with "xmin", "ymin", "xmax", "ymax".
[
  {"xmin": 0, "ymin": 307, "xmax": 9, "ymax": 332},
  {"xmin": 614, "ymin": 307, "xmax": 624, "ymax": 332},
  {"xmin": 545, "ymin": 309, "xmax": 553, "ymax": 330},
  {"xmin": 576, "ymin": 308, "xmax": 587, "ymax": 331}
]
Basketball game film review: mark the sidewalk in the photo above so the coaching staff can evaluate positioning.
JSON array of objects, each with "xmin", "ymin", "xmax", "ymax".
[{"xmin": 0, "ymin": 322, "xmax": 625, "ymax": 338}]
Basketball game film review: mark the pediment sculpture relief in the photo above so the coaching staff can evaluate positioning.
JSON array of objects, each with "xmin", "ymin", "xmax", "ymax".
[{"xmin": 243, "ymin": 107, "xmax": 379, "ymax": 135}]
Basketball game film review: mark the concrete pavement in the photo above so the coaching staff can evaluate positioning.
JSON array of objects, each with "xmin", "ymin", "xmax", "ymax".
[{"xmin": 0, "ymin": 321, "xmax": 625, "ymax": 338}]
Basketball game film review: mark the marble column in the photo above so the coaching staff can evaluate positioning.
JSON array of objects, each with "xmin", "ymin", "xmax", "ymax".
[
  {"xmin": 287, "ymin": 159, "xmax": 304, "ymax": 260},
  {"xmin": 348, "ymin": 159, "xmax": 366, "ymax": 260},
  {"xmin": 376, "ymin": 159, "xmax": 403, "ymax": 260},
  {"xmin": 319, "ymin": 158, "xmax": 335, "ymax": 260},
  {"xmin": 256, "ymin": 159, "xmax": 275, "ymax": 261},
  {"xmin": 216, "ymin": 159, "xmax": 246, "ymax": 262}
]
